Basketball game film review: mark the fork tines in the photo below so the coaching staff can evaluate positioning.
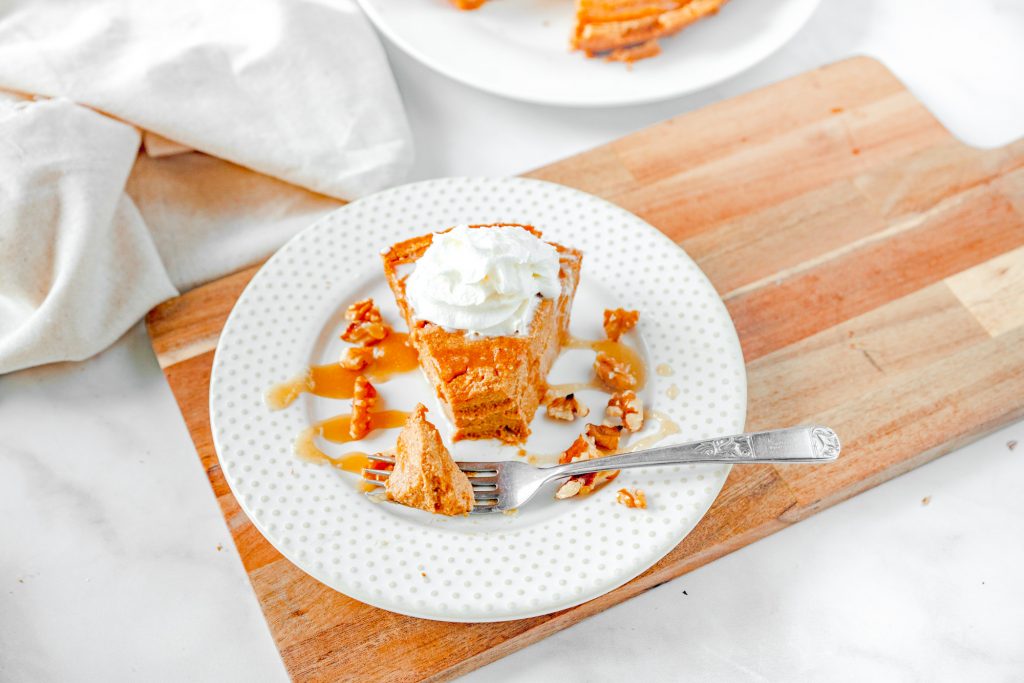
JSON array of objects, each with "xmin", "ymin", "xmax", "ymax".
[{"xmin": 358, "ymin": 456, "xmax": 501, "ymax": 513}]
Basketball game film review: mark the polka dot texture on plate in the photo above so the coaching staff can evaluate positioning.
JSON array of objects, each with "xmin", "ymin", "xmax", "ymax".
[{"xmin": 210, "ymin": 177, "xmax": 746, "ymax": 622}]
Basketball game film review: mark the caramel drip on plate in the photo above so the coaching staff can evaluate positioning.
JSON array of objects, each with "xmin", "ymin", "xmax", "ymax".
[
  {"xmin": 265, "ymin": 332, "xmax": 418, "ymax": 409},
  {"xmin": 655, "ymin": 363, "xmax": 674, "ymax": 377},
  {"xmin": 515, "ymin": 447, "xmax": 561, "ymax": 466},
  {"xmin": 296, "ymin": 410, "xmax": 410, "ymax": 453},
  {"xmin": 318, "ymin": 410, "xmax": 409, "ymax": 443},
  {"xmin": 295, "ymin": 446, "xmax": 372, "ymax": 474},
  {"xmin": 295, "ymin": 410, "xmax": 408, "ymax": 491},
  {"xmin": 295, "ymin": 446, "xmax": 376, "ymax": 492},
  {"xmin": 264, "ymin": 368, "xmax": 313, "ymax": 411},
  {"xmin": 563, "ymin": 336, "xmax": 646, "ymax": 390},
  {"xmin": 544, "ymin": 380, "xmax": 602, "ymax": 398},
  {"xmin": 624, "ymin": 410, "xmax": 681, "ymax": 453}
]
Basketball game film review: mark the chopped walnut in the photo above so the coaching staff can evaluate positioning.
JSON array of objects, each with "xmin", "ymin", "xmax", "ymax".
[
  {"xmin": 556, "ymin": 469, "xmax": 621, "ymax": 499},
  {"xmin": 594, "ymin": 352, "xmax": 637, "ymax": 391},
  {"xmin": 554, "ymin": 478, "xmax": 584, "ymax": 499},
  {"xmin": 586, "ymin": 423, "xmax": 623, "ymax": 452},
  {"xmin": 341, "ymin": 319, "xmax": 390, "ymax": 346},
  {"xmin": 339, "ymin": 346, "xmax": 375, "ymax": 370},
  {"xmin": 616, "ymin": 488, "xmax": 647, "ymax": 509},
  {"xmin": 345, "ymin": 298, "xmax": 383, "ymax": 323},
  {"xmin": 606, "ymin": 391, "xmax": 644, "ymax": 432},
  {"xmin": 546, "ymin": 393, "xmax": 590, "ymax": 421},
  {"xmin": 555, "ymin": 433, "xmax": 620, "ymax": 500},
  {"xmin": 340, "ymin": 298, "xmax": 390, "ymax": 345},
  {"xmin": 349, "ymin": 376, "xmax": 378, "ymax": 439},
  {"xmin": 559, "ymin": 433, "xmax": 600, "ymax": 465},
  {"xmin": 603, "ymin": 308, "xmax": 639, "ymax": 341}
]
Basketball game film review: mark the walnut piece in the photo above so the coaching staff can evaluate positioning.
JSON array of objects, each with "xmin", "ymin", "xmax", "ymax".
[
  {"xmin": 341, "ymin": 298, "xmax": 390, "ymax": 345},
  {"xmin": 616, "ymin": 488, "xmax": 647, "ymax": 509},
  {"xmin": 586, "ymin": 423, "xmax": 623, "ymax": 452},
  {"xmin": 345, "ymin": 298, "xmax": 383, "ymax": 323},
  {"xmin": 555, "ymin": 469, "xmax": 621, "ymax": 499},
  {"xmin": 594, "ymin": 352, "xmax": 637, "ymax": 391},
  {"xmin": 559, "ymin": 433, "xmax": 600, "ymax": 465},
  {"xmin": 606, "ymin": 391, "xmax": 644, "ymax": 432},
  {"xmin": 349, "ymin": 376, "xmax": 378, "ymax": 439},
  {"xmin": 554, "ymin": 433, "xmax": 620, "ymax": 500},
  {"xmin": 546, "ymin": 392, "xmax": 590, "ymax": 421},
  {"xmin": 554, "ymin": 478, "xmax": 583, "ymax": 499},
  {"xmin": 603, "ymin": 308, "xmax": 639, "ymax": 341},
  {"xmin": 339, "ymin": 346, "xmax": 375, "ymax": 370},
  {"xmin": 341, "ymin": 320, "xmax": 390, "ymax": 346}
]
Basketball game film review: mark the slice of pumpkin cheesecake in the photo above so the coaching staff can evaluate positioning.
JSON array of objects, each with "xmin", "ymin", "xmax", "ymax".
[{"xmin": 382, "ymin": 224, "xmax": 582, "ymax": 444}]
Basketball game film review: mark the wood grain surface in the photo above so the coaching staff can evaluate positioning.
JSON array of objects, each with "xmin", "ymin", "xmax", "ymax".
[{"xmin": 145, "ymin": 57, "xmax": 1024, "ymax": 682}]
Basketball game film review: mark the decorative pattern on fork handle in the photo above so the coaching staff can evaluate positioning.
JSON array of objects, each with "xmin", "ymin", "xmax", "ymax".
[
  {"xmin": 695, "ymin": 435, "xmax": 754, "ymax": 459},
  {"xmin": 811, "ymin": 427, "xmax": 841, "ymax": 459}
]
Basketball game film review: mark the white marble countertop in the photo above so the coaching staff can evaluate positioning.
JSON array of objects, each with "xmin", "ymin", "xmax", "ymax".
[{"xmin": 2, "ymin": 0, "xmax": 1023, "ymax": 680}]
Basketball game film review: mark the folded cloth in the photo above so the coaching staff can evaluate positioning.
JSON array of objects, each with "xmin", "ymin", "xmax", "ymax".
[
  {"xmin": 0, "ymin": 0, "xmax": 412, "ymax": 374},
  {"xmin": 0, "ymin": 96, "xmax": 178, "ymax": 371},
  {"xmin": 0, "ymin": 0, "xmax": 412, "ymax": 199}
]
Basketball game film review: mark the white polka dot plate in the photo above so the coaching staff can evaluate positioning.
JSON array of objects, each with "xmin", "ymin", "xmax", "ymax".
[{"xmin": 209, "ymin": 177, "xmax": 746, "ymax": 622}]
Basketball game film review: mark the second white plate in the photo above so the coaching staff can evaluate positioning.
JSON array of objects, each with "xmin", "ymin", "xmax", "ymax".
[{"xmin": 357, "ymin": 0, "xmax": 821, "ymax": 106}]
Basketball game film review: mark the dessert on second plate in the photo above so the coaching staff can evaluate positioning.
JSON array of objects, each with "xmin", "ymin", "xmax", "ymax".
[
  {"xmin": 449, "ymin": 0, "xmax": 730, "ymax": 63},
  {"xmin": 385, "ymin": 404, "xmax": 475, "ymax": 515},
  {"xmin": 382, "ymin": 224, "xmax": 582, "ymax": 444},
  {"xmin": 573, "ymin": 0, "xmax": 730, "ymax": 62}
]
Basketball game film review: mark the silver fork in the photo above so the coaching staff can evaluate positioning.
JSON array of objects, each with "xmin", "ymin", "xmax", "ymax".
[{"xmin": 361, "ymin": 425, "xmax": 840, "ymax": 514}]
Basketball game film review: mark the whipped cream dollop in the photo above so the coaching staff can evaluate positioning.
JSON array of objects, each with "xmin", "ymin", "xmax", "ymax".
[{"xmin": 405, "ymin": 225, "xmax": 562, "ymax": 336}]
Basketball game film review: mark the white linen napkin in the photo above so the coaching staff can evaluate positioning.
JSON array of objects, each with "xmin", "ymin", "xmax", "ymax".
[{"xmin": 0, "ymin": 0, "xmax": 412, "ymax": 374}]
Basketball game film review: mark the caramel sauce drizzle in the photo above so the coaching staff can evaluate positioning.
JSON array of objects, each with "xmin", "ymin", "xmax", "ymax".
[
  {"xmin": 623, "ymin": 410, "xmax": 681, "ymax": 453},
  {"xmin": 544, "ymin": 380, "xmax": 602, "ymax": 397},
  {"xmin": 270, "ymin": 317, "xmax": 661, "ymax": 500},
  {"xmin": 546, "ymin": 335, "xmax": 647, "ymax": 401},
  {"xmin": 295, "ymin": 410, "xmax": 409, "ymax": 456},
  {"xmin": 265, "ymin": 313, "xmax": 416, "ymax": 493},
  {"xmin": 295, "ymin": 410, "xmax": 409, "ymax": 491},
  {"xmin": 515, "ymin": 446, "xmax": 561, "ymax": 466},
  {"xmin": 265, "ymin": 332, "xmax": 418, "ymax": 409},
  {"xmin": 564, "ymin": 336, "xmax": 647, "ymax": 389}
]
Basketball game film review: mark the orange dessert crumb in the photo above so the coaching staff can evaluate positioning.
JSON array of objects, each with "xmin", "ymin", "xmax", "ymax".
[
  {"xmin": 616, "ymin": 488, "xmax": 647, "ymax": 509},
  {"xmin": 603, "ymin": 308, "xmax": 639, "ymax": 341}
]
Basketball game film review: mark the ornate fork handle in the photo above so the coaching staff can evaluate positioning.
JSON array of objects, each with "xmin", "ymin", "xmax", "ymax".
[{"xmin": 546, "ymin": 426, "xmax": 840, "ymax": 480}]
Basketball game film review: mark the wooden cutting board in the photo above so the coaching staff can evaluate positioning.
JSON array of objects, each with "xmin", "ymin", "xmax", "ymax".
[{"xmin": 146, "ymin": 57, "xmax": 1024, "ymax": 682}]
